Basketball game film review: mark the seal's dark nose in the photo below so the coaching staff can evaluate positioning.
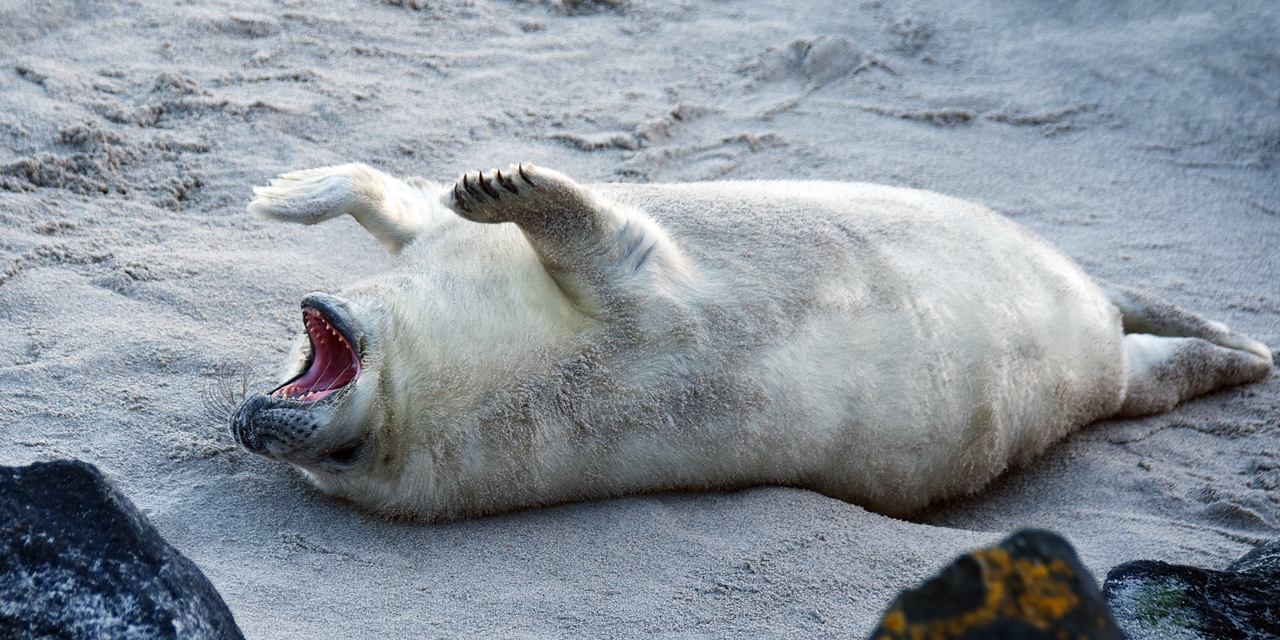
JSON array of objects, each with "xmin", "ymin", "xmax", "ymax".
[
  {"xmin": 230, "ymin": 394, "xmax": 275, "ymax": 454},
  {"xmin": 230, "ymin": 394, "xmax": 318, "ymax": 460}
]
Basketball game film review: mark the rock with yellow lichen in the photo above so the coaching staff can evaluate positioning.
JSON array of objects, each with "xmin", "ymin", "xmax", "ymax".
[{"xmin": 869, "ymin": 529, "xmax": 1124, "ymax": 640}]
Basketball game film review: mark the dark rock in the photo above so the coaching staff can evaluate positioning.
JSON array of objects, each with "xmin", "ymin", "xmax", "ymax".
[
  {"xmin": 869, "ymin": 529, "xmax": 1124, "ymax": 639},
  {"xmin": 0, "ymin": 460, "xmax": 244, "ymax": 640},
  {"xmin": 1104, "ymin": 538, "xmax": 1280, "ymax": 639}
]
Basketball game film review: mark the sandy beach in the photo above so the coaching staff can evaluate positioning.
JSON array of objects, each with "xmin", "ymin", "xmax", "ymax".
[{"xmin": 1, "ymin": 0, "xmax": 1277, "ymax": 636}]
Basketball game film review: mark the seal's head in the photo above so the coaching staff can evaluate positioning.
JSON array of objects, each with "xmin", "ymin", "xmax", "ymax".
[{"xmin": 231, "ymin": 292, "xmax": 397, "ymax": 497}]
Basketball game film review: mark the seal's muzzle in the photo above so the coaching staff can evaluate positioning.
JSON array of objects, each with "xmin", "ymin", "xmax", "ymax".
[{"xmin": 231, "ymin": 293, "xmax": 364, "ymax": 461}]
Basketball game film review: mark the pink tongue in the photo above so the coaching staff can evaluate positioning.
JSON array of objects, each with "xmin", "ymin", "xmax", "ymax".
[{"xmin": 271, "ymin": 308, "xmax": 360, "ymax": 402}]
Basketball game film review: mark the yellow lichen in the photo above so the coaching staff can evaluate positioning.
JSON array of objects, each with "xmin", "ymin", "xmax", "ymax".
[
  {"xmin": 873, "ymin": 546, "xmax": 1084, "ymax": 639},
  {"xmin": 882, "ymin": 610, "xmax": 906, "ymax": 633}
]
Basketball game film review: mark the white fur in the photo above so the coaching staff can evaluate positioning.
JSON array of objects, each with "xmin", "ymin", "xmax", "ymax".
[
  {"xmin": 249, "ymin": 164, "xmax": 449, "ymax": 253},
  {"xmin": 232, "ymin": 164, "xmax": 1273, "ymax": 521}
]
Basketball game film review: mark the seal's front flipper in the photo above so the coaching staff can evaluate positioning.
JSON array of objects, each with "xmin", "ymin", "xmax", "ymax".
[
  {"xmin": 250, "ymin": 164, "xmax": 447, "ymax": 254},
  {"xmin": 445, "ymin": 163, "xmax": 691, "ymax": 317}
]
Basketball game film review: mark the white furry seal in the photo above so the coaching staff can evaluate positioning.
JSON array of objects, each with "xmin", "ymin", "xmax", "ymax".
[{"xmin": 230, "ymin": 163, "xmax": 1273, "ymax": 521}]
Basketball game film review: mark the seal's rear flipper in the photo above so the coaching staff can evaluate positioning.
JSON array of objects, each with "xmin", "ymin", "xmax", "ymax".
[
  {"xmin": 1118, "ymin": 335, "xmax": 1272, "ymax": 417},
  {"xmin": 249, "ymin": 164, "xmax": 447, "ymax": 254},
  {"xmin": 1099, "ymin": 281, "xmax": 1272, "ymax": 361},
  {"xmin": 1099, "ymin": 281, "xmax": 1273, "ymax": 416},
  {"xmin": 444, "ymin": 163, "xmax": 692, "ymax": 317}
]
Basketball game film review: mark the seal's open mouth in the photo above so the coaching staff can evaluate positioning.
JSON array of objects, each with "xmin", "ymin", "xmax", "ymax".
[{"xmin": 270, "ymin": 307, "xmax": 361, "ymax": 402}]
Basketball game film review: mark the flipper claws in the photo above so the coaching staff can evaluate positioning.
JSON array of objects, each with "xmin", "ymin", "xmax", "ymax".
[
  {"xmin": 452, "ymin": 182, "xmax": 470, "ymax": 212},
  {"xmin": 478, "ymin": 173, "xmax": 500, "ymax": 199},
  {"xmin": 463, "ymin": 174, "xmax": 483, "ymax": 199},
  {"xmin": 496, "ymin": 170, "xmax": 519, "ymax": 194}
]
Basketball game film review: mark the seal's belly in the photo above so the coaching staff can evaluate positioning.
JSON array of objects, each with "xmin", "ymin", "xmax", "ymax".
[{"xmin": 602, "ymin": 181, "xmax": 1126, "ymax": 514}]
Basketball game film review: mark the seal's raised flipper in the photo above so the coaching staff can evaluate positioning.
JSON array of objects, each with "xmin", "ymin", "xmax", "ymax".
[
  {"xmin": 249, "ymin": 164, "xmax": 447, "ymax": 254},
  {"xmin": 1100, "ymin": 282, "xmax": 1274, "ymax": 416},
  {"xmin": 444, "ymin": 163, "xmax": 691, "ymax": 316}
]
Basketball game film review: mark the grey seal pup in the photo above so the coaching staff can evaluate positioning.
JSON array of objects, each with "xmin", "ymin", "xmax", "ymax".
[{"xmin": 230, "ymin": 163, "xmax": 1273, "ymax": 521}]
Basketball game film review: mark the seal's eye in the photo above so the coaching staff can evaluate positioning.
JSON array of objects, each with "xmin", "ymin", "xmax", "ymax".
[{"xmin": 326, "ymin": 441, "xmax": 364, "ymax": 465}]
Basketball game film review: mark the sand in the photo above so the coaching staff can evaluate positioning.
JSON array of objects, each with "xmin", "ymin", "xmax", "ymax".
[{"xmin": 1, "ymin": 0, "xmax": 1276, "ymax": 637}]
